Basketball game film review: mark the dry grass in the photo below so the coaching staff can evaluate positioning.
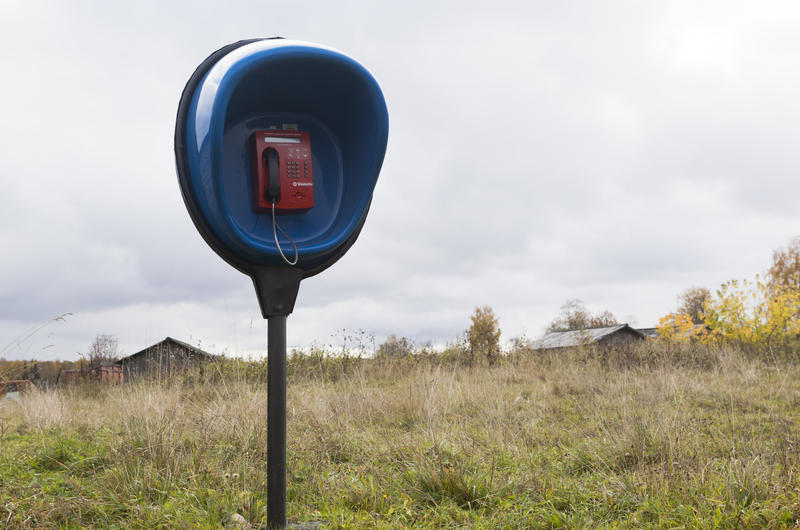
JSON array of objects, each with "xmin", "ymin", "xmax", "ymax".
[{"xmin": 2, "ymin": 345, "xmax": 800, "ymax": 527}]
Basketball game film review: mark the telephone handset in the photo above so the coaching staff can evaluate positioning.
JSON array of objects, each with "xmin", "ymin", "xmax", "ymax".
[
  {"xmin": 252, "ymin": 130, "xmax": 314, "ymax": 212},
  {"xmin": 252, "ymin": 129, "xmax": 314, "ymax": 265},
  {"xmin": 265, "ymin": 148, "xmax": 280, "ymax": 201}
]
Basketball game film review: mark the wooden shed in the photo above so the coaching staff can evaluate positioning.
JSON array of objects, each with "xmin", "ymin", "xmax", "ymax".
[
  {"xmin": 0, "ymin": 380, "xmax": 33, "ymax": 399},
  {"xmin": 62, "ymin": 364, "xmax": 124, "ymax": 384},
  {"xmin": 635, "ymin": 327, "xmax": 659, "ymax": 338},
  {"xmin": 531, "ymin": 324, "xmax": 647, "ymax": 350},
  {"xmin": 115, "ymin": 337, "xmax": 215, "ymax": 380}
]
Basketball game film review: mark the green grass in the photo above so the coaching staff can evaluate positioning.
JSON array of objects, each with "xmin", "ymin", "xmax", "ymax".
[{"xmin": 2, "ymin": 347, "xmax": 800, "ymax": 528}]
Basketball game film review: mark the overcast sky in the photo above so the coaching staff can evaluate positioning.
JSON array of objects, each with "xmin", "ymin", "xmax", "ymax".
[{"xmin": 1, "ymin": 1, "xmax": 799, "ymax": 360}]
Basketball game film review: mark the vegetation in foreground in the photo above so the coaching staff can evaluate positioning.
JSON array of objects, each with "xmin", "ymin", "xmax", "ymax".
[{"xmin": 2, "ymin": 344, "xmax": 800, "ymax": 528}]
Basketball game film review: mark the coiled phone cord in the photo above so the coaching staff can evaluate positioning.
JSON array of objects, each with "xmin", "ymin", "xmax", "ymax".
[{"xmin": 271, "ymin": 200, "xmax": 298, "ymax": 266}]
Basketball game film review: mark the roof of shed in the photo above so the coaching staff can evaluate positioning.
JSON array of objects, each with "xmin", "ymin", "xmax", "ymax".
[
  {"xmin": 115, "ymin": 337, "xmax": 215, "ymax": 364},
  {"xmin": 531, "ymin": 324, "xmax": 645, "ymax": 349}
]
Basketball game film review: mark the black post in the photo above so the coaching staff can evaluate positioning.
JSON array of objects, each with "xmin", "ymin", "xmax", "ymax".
[{"xmin": 267, "ymin": 315, "xmax": 287, "ymax": 529}]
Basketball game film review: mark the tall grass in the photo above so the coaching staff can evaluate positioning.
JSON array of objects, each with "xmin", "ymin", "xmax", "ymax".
[{"xmin": 2, "ymin": 342, "xmax": 800, "ymax": 527}]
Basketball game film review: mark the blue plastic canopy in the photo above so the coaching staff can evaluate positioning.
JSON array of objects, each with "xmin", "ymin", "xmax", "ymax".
[{"xmin": 175, "ymin": 39, "xmax": 389, "ymax": 315}]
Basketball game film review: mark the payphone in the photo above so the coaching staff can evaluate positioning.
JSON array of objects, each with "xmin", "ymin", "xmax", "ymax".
[
  {"xmin": 252, "ymin": 129, "xmax": 315, "ymax": 213},
  {"xmin": 174, "ymin": 38, "xmax": 388, "ymax": 528}
]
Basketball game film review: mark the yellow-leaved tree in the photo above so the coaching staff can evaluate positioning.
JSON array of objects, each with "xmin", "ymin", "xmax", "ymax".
[
  {"xmin": 656, "ymin": 312, "xmax": 707, "ymax": 343},
  {"xmin": 657, "ymin": 237, "xmax": 800, "ymax": 356},
  {"xmin": 659, "ymin": 277, "xmax": 800, "ymax": 355},
  {"xmin": 702, "ymin": 277, "xmax": 800, "ymax": 355},
  {"xmin": 656, "ymin": 287, "xmax": 711, "ymax": 342}
]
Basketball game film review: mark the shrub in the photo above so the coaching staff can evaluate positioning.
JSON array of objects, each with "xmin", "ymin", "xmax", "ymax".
[{"xmin": 467, "ymin": 306, "xmax": 501, "ymax": 366}]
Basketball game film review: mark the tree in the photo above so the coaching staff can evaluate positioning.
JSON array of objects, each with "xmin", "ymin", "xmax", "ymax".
[
  {"xmin": 376, "ymin": 334, "xmax": 413, "ymax": 359},
  {"xmin": 702, "ymin": 277, "xmax": 800, "ymax": 355},
  {"xmin": 677, "ymin": 287, "xmax": 711, "ymax": 325},
  {"xmin": 656, "ymin": 312, "xmax": 706, "ymax": 343},
  {"xmin": 467, "ymin": 306, "xmax": 501, "ymax": 366},
  {"xmin": 86, "ymin": 334, "xmax": 119, "ymax": 367},
  {"xmin": 768, "ymin": 236, "xmax": 800, "ymax": 294},
  {"xmin": 657, "ymin": 238, "xmax": 800, "ymax": 354},
  {"xmin": 546, "ymin": 299, "xmax": 619, "ymax": 332},
  {"xmin": 589, "ymin": 310, "xmax": 619, "ymax": 328},
  {"xmin": 546, "ymin": 299, "xmax": 589, "ymax": 332},
  {"xmin": 658, "ymin": 277, "xmax": 800, "ymax": 354},
  {"xmin": 656, "ymin": 287, "xmax": 710, "ymax": 341}
]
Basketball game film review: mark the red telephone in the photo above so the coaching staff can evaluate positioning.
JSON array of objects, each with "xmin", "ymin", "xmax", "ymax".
[{"xmin": 252, "ymin": 129, "xmax": 314, "ymax": 212}]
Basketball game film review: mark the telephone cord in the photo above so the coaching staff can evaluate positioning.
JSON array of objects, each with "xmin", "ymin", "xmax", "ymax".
[{"xmin": 271, "ymin": 200, "xmax": 299, "ymax": 266}]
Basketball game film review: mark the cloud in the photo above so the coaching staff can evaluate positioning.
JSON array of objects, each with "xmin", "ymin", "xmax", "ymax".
[{"xmin": 2, "ymin": 1, "xmax": 800, "ymax": 359}]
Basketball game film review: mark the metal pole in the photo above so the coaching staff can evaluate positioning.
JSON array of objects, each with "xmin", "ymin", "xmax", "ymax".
[{"xmin": 267, "ymin": 315, "xmax": 287, "ymax": 529}]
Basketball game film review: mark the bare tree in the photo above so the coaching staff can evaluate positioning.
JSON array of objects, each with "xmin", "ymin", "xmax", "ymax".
[
  {"xmin": 547, "ymin": 300, "xmax": 619, "ymax": 332},
  {"xmin": 376, "ymin": 334, "xmax": 414, "ymax": 359},
  {"xmin": 588, "ymin": 310, "xmax": 619, "ymax": 328},
  {"xmin": 546, "ymin": 299, "xmax": 590, "ymax": 332},
  {"xmin": 86, "ymin": 334, "xmax": 119, "ymax": 368}
]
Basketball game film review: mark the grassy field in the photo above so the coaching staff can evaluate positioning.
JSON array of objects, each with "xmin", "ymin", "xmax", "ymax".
[{"xmin": 2, "ymin": 346, "xmax": 800, "ymax": 528}]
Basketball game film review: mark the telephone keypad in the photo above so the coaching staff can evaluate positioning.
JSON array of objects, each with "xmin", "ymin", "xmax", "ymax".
[
  {"xmin": 287, "ymin": 161, "xmax": 303, "ymax": 178},
  {"xmin": 285, "ymin": 160, "xmax": 309, "ymax": 178}
]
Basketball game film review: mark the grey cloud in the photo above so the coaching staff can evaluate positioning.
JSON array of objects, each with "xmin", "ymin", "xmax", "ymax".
[{"xmin": 2, "ymin": 1, "xmax": 800, "ymax": 359}]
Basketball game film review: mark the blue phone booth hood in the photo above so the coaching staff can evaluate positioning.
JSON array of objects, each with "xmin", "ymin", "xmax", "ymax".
[{"xmin": 175, "ymin": 38, "xmax": 389, "ymax": 278}]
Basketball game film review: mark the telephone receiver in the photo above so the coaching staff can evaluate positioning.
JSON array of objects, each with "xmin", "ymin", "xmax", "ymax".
[{"xmin": 264, "ymin": 148, "xmax": 280, "ymax": 202}]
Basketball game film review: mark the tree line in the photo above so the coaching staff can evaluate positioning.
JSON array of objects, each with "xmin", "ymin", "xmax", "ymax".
[
  {"xmin": 657, "ymin": 237, "xmax": 800, "ymax": 356},
  {"xmin": 0, "ymin": 334, "xmax": 120, "ymax": 386}
]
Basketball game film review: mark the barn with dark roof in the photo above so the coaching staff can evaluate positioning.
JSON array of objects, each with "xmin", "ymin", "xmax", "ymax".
[
  {"xmin": 531, "ymin": 324, "xmax": 647, "ymax": 350},
  {"xmin": 115, "ymin": 337, "xmax": 216, "ymax": 379}
]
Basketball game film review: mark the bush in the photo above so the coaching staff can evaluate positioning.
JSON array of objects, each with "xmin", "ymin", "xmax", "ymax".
[
  {"xmin": 467, "ymin": 306, "xmax": 501, "ymax": 366},
  {"xmin": 376, "ymin": 335, "xmax": 414, "ymax": 360}
]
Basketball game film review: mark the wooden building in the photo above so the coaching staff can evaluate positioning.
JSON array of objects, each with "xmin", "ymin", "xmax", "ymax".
[
  {"xmin": 115, "ymin": 337, "xmax": 215, "ymax": 380},
  {"xmin": 0, "ymin": 380, "xmax": 33, "ymax": 399},
  {"xmin": 531, "ymin": 324, "xmax": 647, "ymax": 350},
  {"xmin": 636, "ymin": 327, "xmax": 658, "ymax": 338},
  {"xmin": 62, "ymin": 364, "xmax": 124, "ymax": 384}
]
